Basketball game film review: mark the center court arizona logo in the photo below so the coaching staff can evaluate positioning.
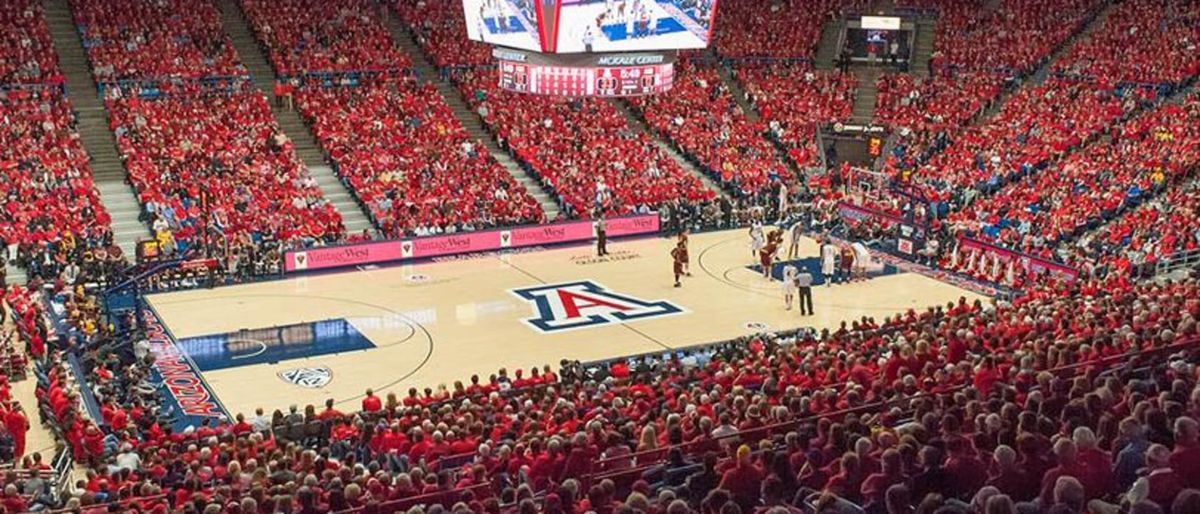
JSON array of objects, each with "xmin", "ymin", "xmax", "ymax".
[{"xmin": 511, "ymin": 280, "xmax": 685, "ymax": 333}]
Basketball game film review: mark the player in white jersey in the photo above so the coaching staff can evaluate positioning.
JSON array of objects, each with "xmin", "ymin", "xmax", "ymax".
[
  {"xmin": 852, "ymin": 241, "xmax": 871, "ymax": 281},
  {"xmin": 782, "ymin": 264, "xmax": 799, "ymax": 310},
  {"xmin": 749, "ymin": 222, "xmax": 765, "ymax": 261},
  {"xmin": 787, "ymin": 220, "xmax": 804, "ymax": 259},
  {"xmin": 606, "ymin": 0, "xmax": 615, "ymax": 18},
  {"xmin": 820, "ymin": 239, "xmax": 837, "ymax": 285}
]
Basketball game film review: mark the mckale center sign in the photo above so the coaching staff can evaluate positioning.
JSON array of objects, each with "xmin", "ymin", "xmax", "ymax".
[{"xmin": 491, "ymin": 48, "xmax": 673, "ymax": 67}]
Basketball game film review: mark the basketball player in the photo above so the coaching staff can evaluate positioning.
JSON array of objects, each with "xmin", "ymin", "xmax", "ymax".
[
  {"xmin": 852, "ymin": 241, "xmax": 871, "ymax": 281},
  {"xmin": 782, "ymin": 263, "xmax": 798, "ymax": 310},
  {"xmin": 671, "ymin": 242, "xmax": 686, "ymax": 287},
  {"xmin": 677, "ymin": 230, "xmax": 691, "ymax": 276},
  {"xmin": 787, "ymin": 218, "xmax": 804, "ymax": 260},
  {"xmin": 820, "ymin": 238, "xmax": 837, "ymax": 286},
  {"xmin": 749, "ymin": 222, "xmax": 765, "ymax": 262},
  {"xmin": 840, "ymin": 243, "xmax": 855, "ymax": 283},
  {"xmin": 760, "ymin": 230, "xmax": 782, "ymax": 279}
]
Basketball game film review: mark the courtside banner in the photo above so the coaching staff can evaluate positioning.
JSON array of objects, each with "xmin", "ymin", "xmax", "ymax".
[
  {"xmin": 283, "ymin": 213, "xmax": 660, "ymax": 273},
  {"xmin": 958, "ymin": 237, "xmax": 1080, "ymax": 281}
]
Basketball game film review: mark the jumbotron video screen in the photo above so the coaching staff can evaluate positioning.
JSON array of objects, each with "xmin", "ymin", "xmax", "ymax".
[{"xmin": 463, "ymin": 0, "xmax": 718, "ymax": 53}]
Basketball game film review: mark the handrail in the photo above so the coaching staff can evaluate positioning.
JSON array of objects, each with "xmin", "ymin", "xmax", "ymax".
[
  {"xmin": 1157, "ymin": 248, "xmax": 1200, "ymax": 277},
  {"xmin": 39, "ymin": 493, "xmax": 170, "ymax": 514}
]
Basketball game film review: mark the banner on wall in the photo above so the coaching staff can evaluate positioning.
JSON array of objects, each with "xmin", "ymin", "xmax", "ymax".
[
  {"xmin": 957, "ymin": 237, "xmax": 1080, "ymax": 281},
  {"xmin": 284, "ymin": 214, "xmax": 661, "ymax": 273}
]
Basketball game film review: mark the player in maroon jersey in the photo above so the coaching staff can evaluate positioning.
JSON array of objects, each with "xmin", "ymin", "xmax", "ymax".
[
  {"xmin": 677, "ymin": 230, "xmax": 691, "ymax": 276},
  {"xmin": 671, "ymin": 242, "xmax": 686, "ymax": 287},
  {"xmin": 760, "ymin": 229, "xmax": 783, "ymax": 278}
]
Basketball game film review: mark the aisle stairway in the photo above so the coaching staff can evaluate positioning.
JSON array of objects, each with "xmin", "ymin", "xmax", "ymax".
[
  {"xmin": 383, "ymin": 17, "xmax": 563, "ymax": 221},
  {"xmin": 43, "ymin": 0, "xmax": 147, "ymax": 264},
  {"xmin": 813, "ymin": 20, "xmax": 844, "ymax": 72},
  {"xmin": 216, "ymin": 0, "xmax": 379, "ymax": 237},
  {"xmin": 911, "ymin": 19, "xmax": 936, "ymax": 77},
  {"xmin": 850, "ymin": 66, "xmax": 883, "ymax": 123}
]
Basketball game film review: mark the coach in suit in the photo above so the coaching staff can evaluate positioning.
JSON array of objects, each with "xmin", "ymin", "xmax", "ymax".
[{"xmin": 796, "ymin": 269, "xmax": 814, "ymax": 316}]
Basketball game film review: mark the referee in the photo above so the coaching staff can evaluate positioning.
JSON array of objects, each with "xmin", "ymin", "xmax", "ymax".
[
  {"xmin": 595, "ymin": 214, "xmax": 608, "ymax": 256},
  {"xmin": 796, "ymin": 269, "xmax": 814, "ymax": 316}
]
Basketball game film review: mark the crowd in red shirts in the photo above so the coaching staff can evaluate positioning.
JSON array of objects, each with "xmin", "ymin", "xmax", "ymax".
[
  {"xmin": 632, "ymin": 63, "xmax": 789, "ymax": 197},
  {"xmin": 395, "ymin": 0, "xmax": 494, "ymax": 68},
  {"xmin": 907, "ymin": 78, "xmax": 1131, "ymax": 200},
  {"xmin": 108, "ymin": 89, "xmax": 345, "ymax": 250},
  {"xmin": 0, "ymin": 0, "xmax": 62, "ymax": 84},
  {"xmin": 296, "ymin": 80, "xmax": 545, "ymax": 237},
  {"xmin": 1052, "ymin": 0, "xmax": 1200, "ymax": 86},
  {"xmin": 0, "ymin": 89, "xmax": 113, "ymax": 273},
  {"xmin": 712, "ymin": 0, "xmax": 860, "ymax": 58},
  {"xmin": 238, "ymin": 0, "xmax": 412, "ymax": 77},
  {"xmin": 948, "ymin": 95, "xmax": 1200, "ymax": 261},
  {"xmin": 457, "ymin": 69, "xmax": 716, "ymax": 217},
  {"xmin": 929, "ymin": 0, "xmax": 1102, "ymax": 74},
  {"xmin": 71, "ymin": 0, "xmax": 244, "ymax": 81},
  {"xmin": 737, "ymin": 65, "xmax": 857, "ymax": 169},
  {"xmin": 874, "ymin": 72, "xmax": 1003, "ymax": 131},
  {"xmin": 1075, "ymin": 178, "xmax": 1200, "ymax": 277},
  {"xmin": 31, "ymin": 266, "xmax": 1200, "ymax": 514}
]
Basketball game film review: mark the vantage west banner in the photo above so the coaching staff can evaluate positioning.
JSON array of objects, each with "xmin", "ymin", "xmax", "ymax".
[{"xmin": 284, "ymin": 214, "xmax": 661, "ymax": 273}]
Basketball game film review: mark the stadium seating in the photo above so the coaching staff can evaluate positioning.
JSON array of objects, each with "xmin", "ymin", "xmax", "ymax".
[
  {"xmin": 238, "ymin": 0, "xmax": 412, "ymax": 77},
  {"xmin": 873, "ymin": 72, "xmax": 1004, "ymax": 131},
  {"xmin": 395, "ymin": 0, "xmax": 494, "ymax": 69},
  {"xmin": 930, "ymin": 0, "xmax": 1103, "ymax": 75},
  {"xmin": 712, "ymin": 0, "xmax": 860, "ymax": 59},
  {"xmin": 948, "ymin": 95, "xmax": 1200, "ymax": 259},
  {"xmin": 0, "ymin": 0, "xmax": 62, "ymax": 85},
  {"xmin": 44, "ymin": 269, "xmax": 1200, "ymax": 512},
  {"xmin": 108, "ymin": 90, "xmax": 345, "ymax": 251},
  {"xmin": 295, "ymin": 80, "xmax": 545, "ymax": 236},
  {"xmin": 457, "ymin": 69, "xmax": 716, "ymax": 217},
  {"xmin": 737, "ymin": 65, "xmax": 857, "ymax": 169},
  {"xmin": 631, "ymin": 63, "xmax": 789, "ymax": 197},
  {"xmin": 70, "ymin": 0, "xmax": 244, "ymax": 82},
  {"xmin": 1052, "ymin": 0, "xmax": 1200, "ymax": 86},
  {"xmin": 0, "ymin": 89, "xmax": 113, "ymax": 279}
]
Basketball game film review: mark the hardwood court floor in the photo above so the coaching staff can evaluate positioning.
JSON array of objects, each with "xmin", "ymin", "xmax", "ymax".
[{"xmin": 145, "ymin": 229, "xmax": 985, "ymax": 418}]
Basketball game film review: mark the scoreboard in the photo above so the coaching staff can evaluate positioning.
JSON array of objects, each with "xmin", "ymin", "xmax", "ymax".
[
  {"xmin": 494, "ymin": 48, "xmax": 675, "ymax": 97},
  {"xmin": 498, "ymin": 60, "xmax": 674, "ymax": 97}
]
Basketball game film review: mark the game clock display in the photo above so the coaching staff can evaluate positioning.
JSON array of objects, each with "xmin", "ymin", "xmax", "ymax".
[{"xmin": 498, "ymin": 60, "xmax": 673, "ymax": 96}]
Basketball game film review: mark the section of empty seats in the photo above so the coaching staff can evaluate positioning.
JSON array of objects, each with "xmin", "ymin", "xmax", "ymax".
[
  {"xmin": 0, "ymin": 0, "xmax": 63, "ymax": 84},
  {"xmin": 295, "ymin": 80, "xmax": 544, "ymax": 237},
  {"xmin": 457, "ymin": 69, "xmax": 716, "ymax": 218},
  {"xmin": 630, "ymin": 63, "xmax": 789, "ymax": 196},
  {"xmin": 736, "ymin": 65, "xmax": 857, "ymax": 168},
  {"xmin": 0, "ymin": 90, "xmax": 114, "ymax": 279},
  {"xmin": 69, "ymin": 0, "xmax": 244, "ymax": 81},
  {"xmin": 238, "ymin": 0, "xmax": 412, "ymax": 77},
  {"xmin": 395, "ymin": 0, "xmax": 493, "ymax": 68},
  {"xmin": 107, "ymin": 90, "xmax": 344, "ymax": 251},
  {"xmin": 1052, "ymin": 0, "xmax": 1200, "ymax": 86}
]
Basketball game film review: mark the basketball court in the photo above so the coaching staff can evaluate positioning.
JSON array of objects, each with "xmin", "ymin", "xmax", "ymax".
[{"xmin": 142, "ymin": 229, "xmax": 985, "ymax": 427}]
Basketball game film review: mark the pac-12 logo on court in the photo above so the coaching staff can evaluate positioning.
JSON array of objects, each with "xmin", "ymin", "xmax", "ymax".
[
  {"xmin": 278, "ymin": 366, "xmax": 333, "ymax": 388},
  {"xmin": 511, "ymin": 280, "xmax": 685, "ymax": 333}
]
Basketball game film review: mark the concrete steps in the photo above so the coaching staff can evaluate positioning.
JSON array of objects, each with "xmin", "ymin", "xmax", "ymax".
[
  {"xmin": 715, "ymin": 63, "xmax": 759, "ymax": 123},
  {"xmin": 43, "ymin": 0, "xmax": 148, "ymax": 260},
  {"xmin": 850, "ymin": 66, "xmax": 882, "ymax": 123},
  {"xmin": 216, "ymin": 0, "xmax": 381, "ymax": 237},
  {"xmin": 814, "ymin": 20, "xmax": 844, "ymax": 72},
  {"xmin": 383, "ymin": 14, "xmax": 564, "ymax": 220},
  {"xmin": 911, "ymin": 19, "xmax": 936, "ymax": 77},
  {"xmin": 611, "ymin": 100, "xmax": 731, "ymax": 203}
]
